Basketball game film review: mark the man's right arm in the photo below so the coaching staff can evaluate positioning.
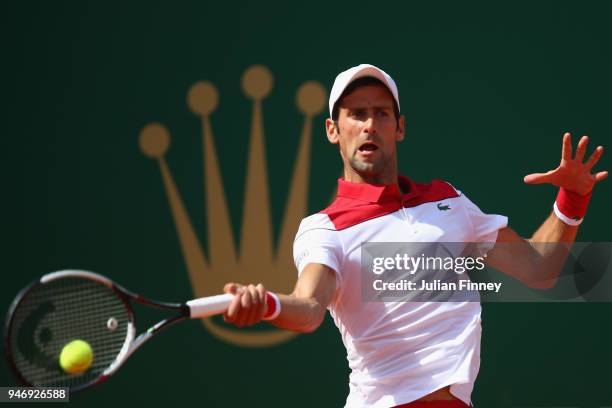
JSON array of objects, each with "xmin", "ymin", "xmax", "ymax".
[{"xmin": 223, "ymin": 263, "xmax": 337, "ymax": 333}]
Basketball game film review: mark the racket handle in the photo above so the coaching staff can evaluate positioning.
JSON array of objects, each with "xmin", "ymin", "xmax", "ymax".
[{"xmin": 186, "ymin": 294, "xmax": 233, "ymax": 318}]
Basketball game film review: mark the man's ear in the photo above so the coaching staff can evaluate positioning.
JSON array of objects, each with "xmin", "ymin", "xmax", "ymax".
[
  {"xmin": 325, "ymin": 118, "xmax": 340, "ymax": 144},
  {"xmin": 396, "ymin": 115, "xmax": 406, "ymax": 142}
]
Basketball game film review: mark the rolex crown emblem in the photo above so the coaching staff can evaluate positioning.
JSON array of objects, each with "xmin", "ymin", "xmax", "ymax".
[{"xmin": 138, "ymin": 65, "xmax": 327, "ymax": 347}]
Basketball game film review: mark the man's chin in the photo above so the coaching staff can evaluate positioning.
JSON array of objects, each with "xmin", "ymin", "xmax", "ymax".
[{"xmin": 351, "ymin": 163, "xmax": 383, "ymax": 179}]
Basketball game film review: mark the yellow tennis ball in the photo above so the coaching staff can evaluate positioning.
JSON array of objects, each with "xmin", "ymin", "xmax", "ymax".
[{"xmin": 59, "ymin": 340, "xmax": 93, "ymax": 374}]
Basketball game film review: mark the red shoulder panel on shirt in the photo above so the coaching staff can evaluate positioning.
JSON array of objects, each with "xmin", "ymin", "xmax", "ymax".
[
  {"xmin": 320, "ymin": 198, "xmax": 401, "ymax": 231},
  {"xmin": 406, "ymin": 179, "xmax": 460, "ymax": 207},
  {"xmin": 320, "ymin": 178, "xmax": 460, "ymax": 230}
]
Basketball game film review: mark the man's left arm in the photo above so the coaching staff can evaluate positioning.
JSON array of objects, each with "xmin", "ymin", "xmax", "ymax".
[{"xmin": 484, "ymin": 133, "xmax": 607, "ymax": 288}]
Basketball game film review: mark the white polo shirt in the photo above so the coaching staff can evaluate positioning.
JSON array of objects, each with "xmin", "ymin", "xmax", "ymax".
[{"xmin": 293, "ymin": 176, "xmax": 508, "ymax": 408}]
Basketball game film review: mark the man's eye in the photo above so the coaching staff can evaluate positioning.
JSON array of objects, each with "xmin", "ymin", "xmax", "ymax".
[{"xmin": 377, "ymin": 110, "xmax": 389, "ymax": 117}]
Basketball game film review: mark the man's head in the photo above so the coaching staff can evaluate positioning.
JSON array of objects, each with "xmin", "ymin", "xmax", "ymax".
[{"xmin": 325, "ymin": 64, "xmax": 405, "ymax": 185}]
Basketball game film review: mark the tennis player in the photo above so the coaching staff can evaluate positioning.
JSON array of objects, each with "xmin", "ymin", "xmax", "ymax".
[{"xmin": 222, "ymin": 64, "xmax": 607, "ymax": 407}]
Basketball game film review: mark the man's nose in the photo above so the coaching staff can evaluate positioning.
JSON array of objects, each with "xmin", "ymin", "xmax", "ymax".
[{"xmin": 363, "ymin": 116, "xmax": 377, "ymax": 134}]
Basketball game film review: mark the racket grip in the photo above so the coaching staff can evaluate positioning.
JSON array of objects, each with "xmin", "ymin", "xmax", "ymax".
[{"xmin": 187, "ymin": 294, "xmax": 233, "ymax": 318}]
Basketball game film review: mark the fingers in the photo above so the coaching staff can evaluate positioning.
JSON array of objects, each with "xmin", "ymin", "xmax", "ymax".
[
  {"xmin": 223, "ymin": 283, "xmax": 243, "ymax": 323},
  {"xmin": 585, "ymin": 146, "xmax": 604, "ymax": 170},
  {"xmin": 524, "ymin": 171, "xmax": 554, "ymax": 185},
  {"xmin": 529, "ymin": 133, "xmax": 605, "ymax": 191},
  {"xmin": 223, "ymin": 282, "xmax": 242, "ymax": 294},
  {"xmin": 256, "ymin": 283, "xmax": 267, "ymax": 319},
  {"xmin": 250, "ymin": 284, "xmax": 264, "ymax": 325},
  {"xmin": 249, "ymin": 284, "xmax": 267, "ymax": 326},
  {"xmin": 595, "ymin": 171, "xmax": 608, "ymax": 182},
  {"xmin": 224, "ymin": 288, "xmax": 243, "ymax": 324},
  {"xmin": 241, "ymin": 285, "xmax": 259, "ymax": 327},
  {"xmin": 575, "ymin": 135, "xmax": 589, "ymax": 162},
  {"xmin": 561, "ymin": 132, "xmax": 572, "ymax": 161},
  {"xmin": 222, "ymin": 283, "xmax": 267, "ymax": 328},
  {"xmin": 235, "ymin": 287, "xmax": 254, "ymax": 327}
]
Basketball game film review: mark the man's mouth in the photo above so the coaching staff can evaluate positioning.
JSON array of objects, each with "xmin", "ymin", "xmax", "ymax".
[{"xmin": 358, "ymin": 142, "xmax": 379, "ymax": 152}]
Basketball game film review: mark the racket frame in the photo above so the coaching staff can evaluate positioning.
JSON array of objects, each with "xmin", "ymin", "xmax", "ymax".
[{"xmin": 4, "ymin": 270, "xmax": 192, "ymax": 392}]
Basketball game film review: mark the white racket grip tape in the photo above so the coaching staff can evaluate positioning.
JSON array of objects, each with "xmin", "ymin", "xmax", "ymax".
[{"xmin": 187, "ymin": 294, "xmax": 234, "ymax": 318}]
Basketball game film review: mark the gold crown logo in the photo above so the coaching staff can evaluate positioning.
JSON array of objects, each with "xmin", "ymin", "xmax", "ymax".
[{"xmin": 137, "ymin": 65, "xmax": 327, "ymax": 347}]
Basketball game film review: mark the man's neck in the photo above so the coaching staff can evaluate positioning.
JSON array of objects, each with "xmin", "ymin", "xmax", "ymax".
[
  {"xmin": 342, "ymin": 169, "xmax": 411, "ymax": 194},
  {"xmin": 342, "ymin": 169, "xmax": 398, "ymax": 186}
]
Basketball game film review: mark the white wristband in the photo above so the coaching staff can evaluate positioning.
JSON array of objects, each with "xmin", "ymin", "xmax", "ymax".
[{"xmin": 262, "ymin": 292, "xmax": 281, "ymax": 321}]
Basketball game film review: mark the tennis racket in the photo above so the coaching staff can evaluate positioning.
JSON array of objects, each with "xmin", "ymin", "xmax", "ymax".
[{"xmin": 3, "ymin": 270, "xmax": 233, "ymax": 392}]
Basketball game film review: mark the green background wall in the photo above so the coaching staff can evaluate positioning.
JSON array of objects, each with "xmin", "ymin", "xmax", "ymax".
[{"xmin": 2, "ymin": 1, "xmax": 611, "ymax": 406}]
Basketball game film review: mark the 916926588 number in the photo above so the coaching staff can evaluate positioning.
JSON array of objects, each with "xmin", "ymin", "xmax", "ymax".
[{"xmin": 0, "ymin": 387, "xmax": 69, "ymax": 402}]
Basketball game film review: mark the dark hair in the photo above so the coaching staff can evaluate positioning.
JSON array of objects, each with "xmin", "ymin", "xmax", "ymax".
[{"xmin": 331, "ymin": 76, "xmax": 400, "ymax": 121}]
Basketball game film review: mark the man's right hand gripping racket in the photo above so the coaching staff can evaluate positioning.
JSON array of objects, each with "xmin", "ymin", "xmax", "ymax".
[{"xmin": 3, "ymin": 270, "xmax": 233, "ymax": 392}]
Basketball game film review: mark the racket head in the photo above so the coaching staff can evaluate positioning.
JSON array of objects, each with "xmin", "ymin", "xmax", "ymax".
[{"xmin": 3, "ymin": 270, "xmax": 136, "ymax": 391}]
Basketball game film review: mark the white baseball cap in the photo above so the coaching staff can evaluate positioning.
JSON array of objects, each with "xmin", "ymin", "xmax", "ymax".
[{"xmin": 328, "ymin": 63, "xmax": 400, "ymax": 118}]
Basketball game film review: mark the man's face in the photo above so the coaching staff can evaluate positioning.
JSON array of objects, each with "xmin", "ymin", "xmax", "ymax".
[{"xmin": 326, "ymin": 84, "xmax": 405, "ymax": 181}]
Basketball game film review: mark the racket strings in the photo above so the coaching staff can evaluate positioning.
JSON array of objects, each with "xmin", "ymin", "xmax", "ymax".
[{"xmin": 8, "ymin": 278, "xmax": 131, "ymax": 388}]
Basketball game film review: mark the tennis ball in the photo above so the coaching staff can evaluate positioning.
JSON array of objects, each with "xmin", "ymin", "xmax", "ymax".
[{"xmin": 59, "ymin": 339, "xmax": 93, "ymax": 374}]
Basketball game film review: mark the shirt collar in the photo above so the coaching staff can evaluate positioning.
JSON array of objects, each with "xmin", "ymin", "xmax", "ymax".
[{"xmin": 336, "ymin": 175, "xmax": 418, "ymax": 203}]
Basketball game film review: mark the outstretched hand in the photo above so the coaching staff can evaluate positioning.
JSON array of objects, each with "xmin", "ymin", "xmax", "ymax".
[{"xmin": 524, "ymin": 132, "xmax": 608, "ymax": 195}]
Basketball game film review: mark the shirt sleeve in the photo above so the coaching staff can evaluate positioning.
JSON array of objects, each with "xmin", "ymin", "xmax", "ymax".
[
  {"xmin": 293, "ymin": 215, "xmax": 343, "ymax": 288},
  {"xmin": 458, "ymin": 191, "xmax": 508, "ymax": 244}
]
